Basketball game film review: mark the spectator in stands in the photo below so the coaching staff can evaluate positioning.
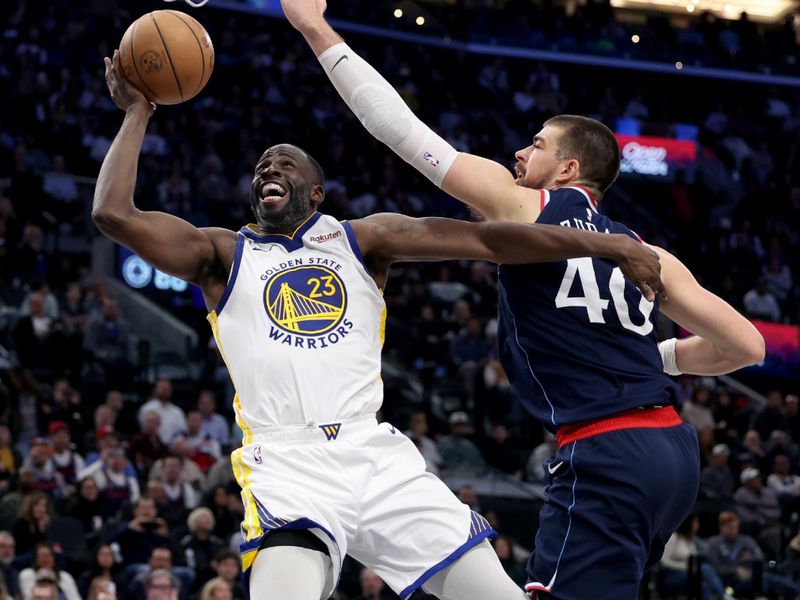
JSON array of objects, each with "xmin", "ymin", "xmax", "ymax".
[
  {"xmin": 200, "ymin": 577, "xmax": 232, "ymax": 600},
  {"xmin": 172, "ymin": 412, "xmax": 221, "ymax": 474},
  {"xmin": 78, "ymin": 544, "xmax": 121, "ymax": 599},
  {"xmin": 681, "ymin": 386, "xmax": 716, "ymax": 433},
  {"xmin": 12, "ymin": 291, "xmax": 63, "ymax": 377},
  {"xmin": 766, "ymin": 454, "xmax": 800, "ymax": 509},
  {"xmin": 203, "ymin": 486, "xmax": 237, "ymax": 543},
  {"xmin": 659, "ymin": 514, "xmax": 732, "ymax": 600},
  {"xmin": 47, "ymin": 421, "xmax": 83, "ymax": 490},
  {"xmin": 354, "ymin": 568, "xmax": 388, "ymax": 600},
  {"xmin": 138, "ymin": 380, "xmax": 187, "ymax": 446},
  {"xmin": 29, "ymin": 579, "xmax": 58, "ymax": 600},
  {"xmin": 80, "ymin": 447, "xmax": 141, "ymax": 517},
  {"xmin": 12, "ymin": 492, "xmax": 53, "ymax": 555},
  {"xmin": 480, "ymin": 423, "xmax": 522, "ymax": 478},
  {"xmin": 404, "ymin": 411, "xmax": 442, "ymax": 477},
  {"xmin": 69, "ymin": 477, "xmax": 106, "ymax": 534},
  {"xmin": 707, "ymin": 511, "xmax": 800, "ymax": 597},
  {"xmin": 22, "ymin": 438, "xmax": 66, "ymax": 499},
  {"xmin": 0, "ymin": 426, "xmax": 20, "ymax": 495},
  {"xmin": 196, "ymin": 392, "xmax": 229, "ymax": 450},
  {"xmin": 131, "ymin": 410, "xmax": 168, "ymax": 477},
  {"xmin": 0, "ymin": 468, "xmax": 35, "ymax": 521},
  {"xmin": 84, "ymin": 407, "xmax": 118, "ymax": 461},
  {"xmin": 103, "ymin": 389, "xmax": 138, "ymax": 437},
  {"xmin": 785, "ymin": 394, "xmax": 800, "ymax": 441},
  {"xmin": 456, "ymin": 484, "xmax": 481, "ymax": 513},
  {"xmin": 129, "ymin": 548, "xmax": 193, "ymax": 600},
  {"xmin": 209, "ymin": 551, "xmax": 244, "ymax": 600},
  {"xmin": 59, "ymin": 282, "xmax": 88, "ymax": 342},
  {"xmin": 743, "ymin": 278, "xmax": 781, "ymax": 322},
  {"xmin": 155, "ymin": 456, "xmax": 199, "ymax": 513},
  {"xmin": 734, "ymin": 467, "xmax": 782, "ymax": 558},
  {"xmin": 18, "ymin": 542, "xmax": 81, "ymax": 600},
  {"xmin": 83, "ymin": 296, "xmax": 132, "ymax": 386},
  {"xmin": 85, "ymin": 425, "xmax": 123, "ymax": 466},
  {"xmin": 86, "ymin": 577, "xmax": 118, "ymax": 600},
  {"xmin": 701, "ymin": 443, "xmax": 735, "ymax": 505},
  {"xmin": 149, "ymin": 454, "xmax": 203, "ymax": 490},
  {"xmin": 741, "ymin": 430, "xmax": 768, "ymax": 471},
  {"xmin": 525, "ymin": 434, "xmax": 558, "ymax": 484},
  {"xmin": 109, "ymin": 497, "xmax": 170, "ymax": 567},
  {"xmin": 179, "ymin": 508, "xmax": 224, "ymax": 590},
  {"xmin": 0, "ymin": 531, "xmax": 18, "ymax": 599},
  {"xmin": 752, "ymin": 390, "xmax": 788, "ymax": 441},
  {"xmin": 437, "ymin": 411, "xmax": 487, "ymax": 477},
  {"xmin": 493, "ymin": 535, "xmax": 525, "ymax": 587},
  {"xmin": 142, "ymin": 569, "xmax": 180, "ymax": 600}
]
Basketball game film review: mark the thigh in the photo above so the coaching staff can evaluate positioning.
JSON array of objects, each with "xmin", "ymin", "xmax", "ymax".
[
  {"xmin": 232, "ymin": 443, "xmax": 356, "ymax": 598},
  {"xmin": 348, "ymin": 424, "xmax": 489, "ymax": 598},
  {"xmin": 250, "ymin": 544, "xmax": 331, "ymax": 600},
  {"xmin": 527, "ymin": 425, "xmax": 700, "ymax": 600}
]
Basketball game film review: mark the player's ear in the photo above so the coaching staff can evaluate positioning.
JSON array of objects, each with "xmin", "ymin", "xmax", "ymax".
[
  {"xmin": 310, "ymin": 184, "xmax": 325, "ymax": 208},
  {"xmin": 557, "ymin": 159, "xmax": 580, "ymax": 184}
]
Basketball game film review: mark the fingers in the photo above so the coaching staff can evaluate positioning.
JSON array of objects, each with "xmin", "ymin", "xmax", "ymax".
[{"xmin": 638, "ymin": 282, "xmax": 655, "ymax": 303}]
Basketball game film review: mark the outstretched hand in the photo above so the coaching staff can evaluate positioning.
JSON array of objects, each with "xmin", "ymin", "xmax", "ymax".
[
  {"xmin": 104, "ymin": 50, "xmax": 155, "ymax": 116},
  {"xmin": 616, "ymin": 237, "xmax": 667, "ymax": 302},
  {"xmin": 280, "ymin": 0, "xmax": 328, "ymax": 33}
]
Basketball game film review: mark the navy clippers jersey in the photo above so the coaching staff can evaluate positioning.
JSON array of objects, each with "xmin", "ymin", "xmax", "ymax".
[{"xmin": 497, "ymin": 186, "xmax": 677, "ymax": 430}]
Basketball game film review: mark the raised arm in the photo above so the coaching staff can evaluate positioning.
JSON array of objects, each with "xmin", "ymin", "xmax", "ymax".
[
  {"xmin": 350, "ymin": 214, "xmax": 664, "ymax": 300},
  {"xmin": 281, "ymin": 0, "xmax": 537, "ymax": 222},
  {"xmin": 652, "ymin": 246, "xmax": 765, "ymax": 376},
  {"xmin": 92, "ymin": 52, "xmax": 232, "ymax": 294}
]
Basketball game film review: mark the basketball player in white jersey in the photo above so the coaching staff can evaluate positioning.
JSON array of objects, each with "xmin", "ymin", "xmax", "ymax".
[{"xmin": 96, "ymin": 53, "xmax": 664, "ymax": 600}]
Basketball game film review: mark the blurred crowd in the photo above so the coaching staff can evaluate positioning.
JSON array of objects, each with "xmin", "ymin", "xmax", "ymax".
[{"xmin": 0, "ymin": 0, "xmax": 800, "ymax": 598}]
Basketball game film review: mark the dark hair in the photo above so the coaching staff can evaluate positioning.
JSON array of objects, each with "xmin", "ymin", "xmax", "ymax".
[
  {"xmin": 304, "ymin": 151, "xmax": 326, "ymax": 186},
  {"xmin": 543, "ymin": 115, "xmax": 620, "ymax": 195},
  {"xmin": 213, "ymin": 549, "xmax": 239, "ymax": 563}
]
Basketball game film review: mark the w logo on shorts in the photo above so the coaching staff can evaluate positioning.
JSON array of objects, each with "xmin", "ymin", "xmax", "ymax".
[{"xmin": 319, "ymin": 423, "xmax": 342, "ymax": 441}]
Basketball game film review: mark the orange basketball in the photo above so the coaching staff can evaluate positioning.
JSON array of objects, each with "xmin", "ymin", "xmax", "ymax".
[{"xmin": 119, "ymin": 10, "xmax": 214, "ymax": 105}]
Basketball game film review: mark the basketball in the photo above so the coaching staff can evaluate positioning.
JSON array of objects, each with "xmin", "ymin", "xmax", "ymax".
[{"xmin": 119, "ymin": 10, "xmax": 214, "ymax": 105}]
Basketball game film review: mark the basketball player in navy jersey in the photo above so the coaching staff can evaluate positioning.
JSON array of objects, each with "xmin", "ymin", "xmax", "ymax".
[
  {"xmin": 282, "ymin": 2, "xmax": 766, "ymax": 598},
  {"xmin": 96, "ymin": 53, "xmax": 662, "ymax": 600}
]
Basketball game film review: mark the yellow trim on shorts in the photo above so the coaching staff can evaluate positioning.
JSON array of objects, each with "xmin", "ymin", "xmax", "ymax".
[
  {"xmin": 231, "ymin": 447, "xmax": 263, "ymax": 542},
  {"xmin": 207, "ymin": 310, "xmax": 253, "ymax": 445},
  {"xmin": 378, "ymin": 306, "xmax": 387, "ymax": 346}
]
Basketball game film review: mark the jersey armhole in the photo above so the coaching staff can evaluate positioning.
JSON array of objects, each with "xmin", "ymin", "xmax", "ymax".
[
  {"xmin": 341, "ymin": 221, "xmax": 371, "ymax": 276},
  {"xmin": 214, "ymin": 233, "xmax": 245, "ymax": 316}
]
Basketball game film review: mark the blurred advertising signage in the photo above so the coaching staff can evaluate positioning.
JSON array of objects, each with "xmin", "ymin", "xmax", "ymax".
[
  {"xmin": 615, "ymin": 134, "xmax": 697, "ymax": 178},
  {"xmin": 680, "ymin": 320, "xmax": 799, "ymax": 378},
  {"xmin": 117, "ymin": 246, "xmax": 206, "ymax": 310},
  {"xmin": 741, "ymin": 320, "xmax": 799, "ymax": 379}
]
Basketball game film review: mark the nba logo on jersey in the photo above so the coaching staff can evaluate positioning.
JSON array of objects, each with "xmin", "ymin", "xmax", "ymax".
[
  {"xmin": 253, "ymin": 445, "xmax": 263, "ymax": 464},
  {"xmin": 319, "ymin": 423, "xmax": 342, "ymax": 441},
  {"xmin": 264, "ymin": 265, "xmax": 346, "ymax": 336}
]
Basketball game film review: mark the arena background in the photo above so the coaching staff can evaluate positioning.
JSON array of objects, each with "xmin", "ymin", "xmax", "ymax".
[{"xmin": 0, "ymin": 0, "xmax": 799, "ymax": 598}]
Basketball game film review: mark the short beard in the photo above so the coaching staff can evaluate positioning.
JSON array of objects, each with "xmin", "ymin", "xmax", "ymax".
[{"xmin": 250, "ymin": 182, "xmax": 314, "ymax": 234}]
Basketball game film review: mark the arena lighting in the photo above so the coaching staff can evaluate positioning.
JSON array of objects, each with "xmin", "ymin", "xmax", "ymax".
[
  {"xmin": 416, "ymin": 16, "xmax": 425, "ymax": 25},
  {"xmin": 610, "ymin": 0, "xmax": 794, "ymax": 21},
  {"xmin": 675, "ymin": 61, "xmax": 684, "ymax": 69},
  {"xmin": 394, "ymin": 8, "xmax": 403, "ymax": 18},
  {"xmin": 631, "ymin": 34, "xmax": 641, "ymax": 43},
  {"xmin": 686, "ymin": 4, "xmax": 695, "ymax": 11}
]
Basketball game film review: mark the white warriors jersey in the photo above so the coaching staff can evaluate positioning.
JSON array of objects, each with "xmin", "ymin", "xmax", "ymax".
[{"xmin": 207, "ymin": 213, "xmax": 386, "ymax": 439}]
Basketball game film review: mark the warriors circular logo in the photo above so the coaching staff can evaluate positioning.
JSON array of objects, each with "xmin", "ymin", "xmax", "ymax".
[{"xmin": 264, "ymin": 266, "xmax": 346, "ymax": 335}]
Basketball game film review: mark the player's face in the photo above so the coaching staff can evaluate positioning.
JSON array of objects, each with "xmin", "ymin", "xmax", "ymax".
[
  {"xmin": 513, "ymin": 125, "xmax": 565, "ymax": 190},
  {"xmin": 250, "ymin": 144, "xmax": 323, "ymax": 233}
]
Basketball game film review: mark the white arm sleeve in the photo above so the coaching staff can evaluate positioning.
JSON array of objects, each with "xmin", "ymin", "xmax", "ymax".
[{"xmin": 318, "ymin": 43, "xmax": 458, "ymax": 187}]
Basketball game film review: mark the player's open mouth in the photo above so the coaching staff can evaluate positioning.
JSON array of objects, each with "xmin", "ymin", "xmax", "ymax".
[
  {"xmin": 259, "ymin": 182, "xmax": 288, "ymax": 204},
  {"xmin": 514, "ymin": 166, "xmax": 524, "ymax": 183}
]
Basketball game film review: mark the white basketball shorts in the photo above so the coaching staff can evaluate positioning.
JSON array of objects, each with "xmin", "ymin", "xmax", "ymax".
[{"xmin": 231, "ymin": 414, "xmax": 494, "ymax": 599}]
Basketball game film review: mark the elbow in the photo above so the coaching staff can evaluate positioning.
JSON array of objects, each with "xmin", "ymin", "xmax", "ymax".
[
  {"xmin": 745, "ymin": 333, "xmax": 766, "ymax": 366},
  {"xmin": 91, "ymin": 205, "xmax": 128, "ymax": 233}
]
